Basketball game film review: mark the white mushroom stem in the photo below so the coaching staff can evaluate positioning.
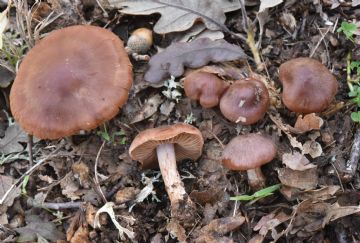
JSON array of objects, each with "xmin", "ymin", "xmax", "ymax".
[
  {"xmin": 246, "ymin": 168, "xmax": 266, "ymax": 191},
  {"xmin": 156, "ymin": 143, "xmax": 187, "ymax": 204}
]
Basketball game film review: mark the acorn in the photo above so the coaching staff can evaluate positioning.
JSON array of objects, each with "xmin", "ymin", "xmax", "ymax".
[{"xmin": 126, "ymin": 28, "xmax": 153, "ymax": 54}]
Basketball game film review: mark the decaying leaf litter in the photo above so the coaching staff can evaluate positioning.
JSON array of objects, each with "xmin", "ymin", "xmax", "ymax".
[{"xmin": 1, "ymin": 0, "xmax": 360, "ymax": 242}]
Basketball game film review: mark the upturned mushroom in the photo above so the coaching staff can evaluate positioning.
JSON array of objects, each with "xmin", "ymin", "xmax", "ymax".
[
  {"xmin": 10, "ymin": 25, "xmax": 132, "ymax": 140},
  {"xmin": 279, "ymin": 57, "xmax": 338, "ymax": 113},
  {"xmin": 184, "ymin": 71, "xmax": 229, "ymax": 108},
  {"xmin": 222, "ymin": 133, "xmax": 277, "ymax": 191},
  {"xmin": 129, "ymin": 123, "xmax": 203, "ymax": 222},
  {"xmin": 219, "ymin": 78, "xmax": 270, "ymax": 125}
]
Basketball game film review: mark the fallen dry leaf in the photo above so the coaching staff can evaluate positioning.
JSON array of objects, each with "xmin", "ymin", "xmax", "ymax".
[
  {"xmin": 280, "ymin": 185, "xmax": 340, "ymax": 201},
  {"xmin": 294, "ymin": 113, "xmax": 324, "ymax": 133},
  {"xmin": 195, "ymin": 216, "xmax": 245, "ymax": 242},
  {"xmin": 259, "ymin": 0, "xmax": 283, "ymax": 12},
  {"xmin": 110, "ymin": 0, "xmax": 240, "ymax": 34},
  {"xmin": 0, "ymin": 0, "xmax": 9, "ymax": 49},
  {"xmin": 189, "ymin": 187, "xmax": 224, "ymax": 205},
  {"xmin": 282, "ymin": 152, "xmax": 316, "ymax": 171},
  {"xmin": 277, "ymin": 167, "xmax": 318, "ymax": 190},
  {"xmin": 166, "ymin": 220, "xmax": 187, "ymax": 242},
  {"xmin": 254, "ymin": 211, "xmax": 291, "ymax": 237},
  {"xmin": 0, "ymin": 175, "xmax": 21, "ymax": 208},
  {"xmin": 0, "ymin": 66, "xmax": 14, "ymax": 88},
  {"xmin": 290, "ymin": 200, "xmax": 360, "ymax": 236},
  {"xmin": 115, "ymin": 187, "xmax": 139, "ymax": 204},
  {"xmin": 130, "ymin": 94, "xmax": 163, "ymax": 123},
  {"xmin": 0, "ymin": 122, "xmax": 28, "ymax": 154},
  {"xmin": 144, "ymin": 38, "xmax": 246, "ymax": 83},
  {"xmin": 302, "ymin": 140, "xmax": 323, "ymax": 158},
  {"xmin": 72, "ymin": 161, "xmax": 91, "ymax": 189},
  {"xmin": 322, "ymin": 202, "xmax": 360, "ymax": 227},
  {"xmin": 248, "ymin": 234, "xmax": 265, "ymax": 243},
  {"xmin": 60, "ymin": 172, "xmax": 83, "ymax": 200},
  {"xmin": 15, "ymin": 215, "xmax": 65, "ymax": 242}
]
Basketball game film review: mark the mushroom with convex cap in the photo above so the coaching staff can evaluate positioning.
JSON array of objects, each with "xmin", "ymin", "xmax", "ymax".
[
  {"xmin": 129, "ymin": 123, "xmax": 204, "ymax": 223},
  {"xmin": 222, "ymin": 133, "xmax": 277, "ymax": 191},
  {"xmin": 279, "ymin": 57, "xmax": 338, "ymax": 113},
  {"xmin": 10, "ymin": 25, "xmax": 133, "ymax": 140},
  {"xmin": 219, "ymin": 78, "xmax": 270, "ymax": 125},
  {"xmin": 184, "ymin": 71, "xmax": 229, "ymax": 108}
]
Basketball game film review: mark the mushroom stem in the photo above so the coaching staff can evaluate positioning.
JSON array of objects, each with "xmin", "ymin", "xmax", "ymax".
[
  {"xmin": 246, "ymin": 168, "xmax": 266, "ymax": 191},
  {"xmin": 156, "ymin": 143, "xmax": 187, "ymax": 204}
]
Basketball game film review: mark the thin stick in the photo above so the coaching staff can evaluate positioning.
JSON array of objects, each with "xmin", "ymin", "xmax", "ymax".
[
  {"xmin": 27, "ymin": 134, "xmax": 33, "ymax": 166},
  {"xmin": 94, "ymin": 140, "xmax": 107, "ymax": 203},
  {"xmin": 0, "ymin": 144, "xmax": 63, "ymax": 205},
  {"xmin": 309, "ymin": 27, "xmax": 330, "ymax": 58},
  {"xmin": 95, "ymin": 0, "xmax": 109, "ymax": 17},
  {"xmin": 239, "ymin": 0, "xmax": 264, "ymax": 71},
  {"xmin": 344, "ymin": 127, "xmax": 360, "ymax": 179},
  {"xmin": 28, "ymin": 200, "xmax": 82, "ymax": 210}
]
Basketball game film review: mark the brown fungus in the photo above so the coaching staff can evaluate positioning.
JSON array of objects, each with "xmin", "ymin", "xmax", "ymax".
[
  {"xmin": 129, "ymin": 123, "xmax": 204, "ymax": 224},
  {"xmin": 219, "ymin": 78, "xmax": 270, "ymax": 125},
  {"xmin": 279, "ymin": 57, "xmax": 338, "ymax": 113},
  {"xmin": 184, "ymin": 71, "xmax": 229, "ymax": 108},
  {"xmin": 222, "ymin": 133, "xmax": 277, "ymax": 191},
  {"xmin": 10, "ymin": 25, "xmax": 132, "ymax": 140}
]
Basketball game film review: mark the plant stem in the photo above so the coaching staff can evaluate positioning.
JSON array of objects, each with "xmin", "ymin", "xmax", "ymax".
[{"xmin": 347, "ymin": 52, "xmax": 354, "ymax": 92}]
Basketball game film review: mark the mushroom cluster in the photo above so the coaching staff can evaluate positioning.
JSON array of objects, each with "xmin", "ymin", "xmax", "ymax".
[
  {"xmin": 10, "ymin": 25, "xmax": 133, "ymax": 139},
  {"xmin": 184, "ymin": 71, "xmax": 270, "ymax": 125}
]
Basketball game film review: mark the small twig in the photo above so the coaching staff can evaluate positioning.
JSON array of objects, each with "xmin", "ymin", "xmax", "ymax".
[
  {"xmin": 28, "ymin": 199, "xmax": 82, "ymax": 210},
  {"xmin": 0, "ymin": 143, "xmax": 64, "ymax": 205},
  {"xmin": 309, "ymin": 27, "xmax": 330, "ymax": 58},
  {"xmin": 27, "ymin": 134, "xmax": 33, "ymax": 166},
  {"xmin": 106, "ymin": 178, "xmax": 124, "ymax": 200},
  {"xmin": 330, "ymin": 161, "xmax": 345, "ymax": 192},
  {"xmin": 95, "ymin": 0, "xmax": 109, "ymax": 17},
  {"xmin": 239, "ymin": 0, "xmax": 264, "ymax": 71},
  {"xmin": 344, "ymin": 127, "xmax": 360, "ymax": 179},
  {"xmin": 94, "ymin": 140, "xmax": 107, "ymax": 203}
]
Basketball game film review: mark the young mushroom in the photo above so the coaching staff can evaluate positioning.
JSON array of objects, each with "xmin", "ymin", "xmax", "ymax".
[
  {"xmin": 10, "ymin": 25, "xmax": 132, "ymax": 140},
  {"xmin": 279, "ymin": 57, "xmax": 338, "ymax": 113},
  {"xmin": 222, "ymin": 133, "xmax": 277, "ymax": 191},
  {"xmin": 184, "ymin": 71, "xmax": 229, "ymax": 108},
  {"xmin": 129, "ymin": 123, "xmax": 204, "ymax": 223},
  {"xmin": 219, "ymin": 78, "xmax": 270, "ymax": 124}
]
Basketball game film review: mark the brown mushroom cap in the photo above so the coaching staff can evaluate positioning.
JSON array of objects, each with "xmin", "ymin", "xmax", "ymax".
[
  {"xmin": 279, "ymin": 57, "xmax": 338, "ymax": 113},
  {"xmin": 10, "ymin": 25, "xmax": 132, "ymax": 139},
  {"xmin": 219, "ymin": 78, "xmax": 269, "ymax": 125},
  {"xmin": 129, "ymin": 123, "xmax": 204, "ymax": 169},
  {"xmin": 222, "ymin": 133, "xmax": 276, "ymax": 170},
  {"xmin": 184, "ymin": 71, "xmax": 229, "ymax": 108}
]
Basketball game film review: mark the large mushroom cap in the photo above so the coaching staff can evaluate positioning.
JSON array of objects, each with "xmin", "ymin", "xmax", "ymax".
[
  {"xmin": 219, "ymin": 78, "xmax": 269, "ymax": 125},
  {"xmin": 222, "ymin": 133, "xmax": 276, "ymax": 170},
  {"xmin": 129, "ymin": 123, "xmax": 204, "ymax": 169},
  {"xmin": 10, "ymin": 25, "xmax": 132, "ymax": 139},
  {"xmin": 279, "ymin": 57, "xmax": 338, "ymax": 113}
]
